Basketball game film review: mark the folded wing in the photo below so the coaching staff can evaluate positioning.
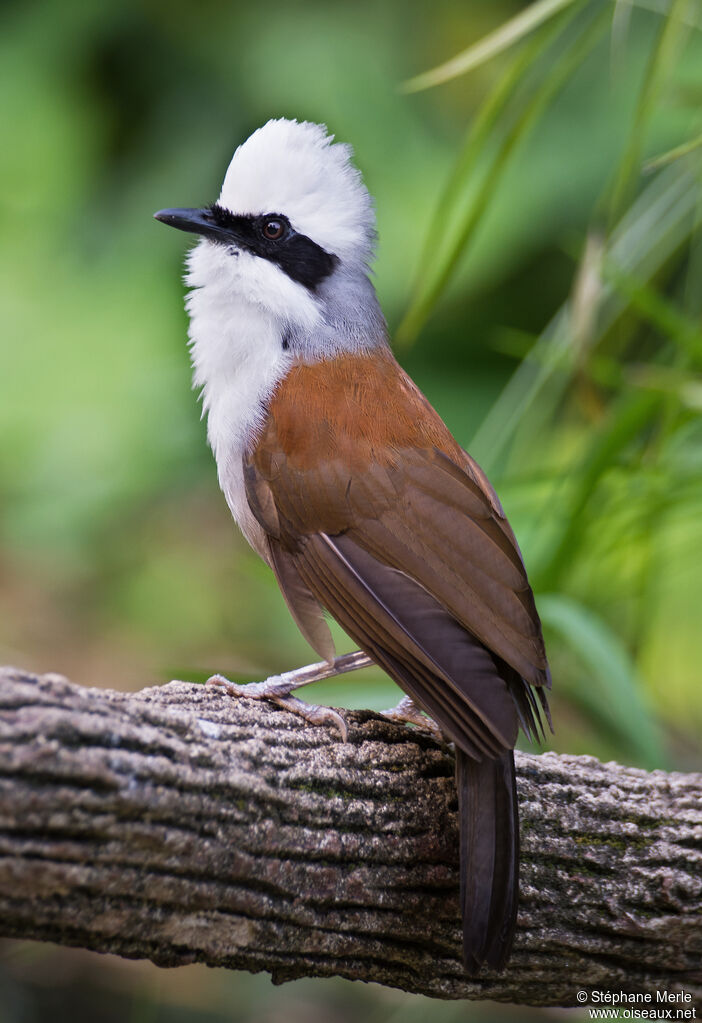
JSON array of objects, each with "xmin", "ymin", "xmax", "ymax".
[{"xmin": 245, "ymin": 441, "xmax": 550, "ymax": 751}]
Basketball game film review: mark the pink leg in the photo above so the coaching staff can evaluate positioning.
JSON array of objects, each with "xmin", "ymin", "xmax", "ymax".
[{"xmin": 206, "ymin": 650, "xmax": 373, "ymax": 742}]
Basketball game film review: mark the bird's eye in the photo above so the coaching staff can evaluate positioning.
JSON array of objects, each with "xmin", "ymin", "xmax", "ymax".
[{"xmin": 262, "ymin": 218, "xmax": 285, "ymax": 240}]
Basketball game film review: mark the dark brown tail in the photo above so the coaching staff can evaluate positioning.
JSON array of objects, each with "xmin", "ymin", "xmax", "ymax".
[{"xmin": 456, "ymin": 748, "xmax": 519, "ymax": 973}]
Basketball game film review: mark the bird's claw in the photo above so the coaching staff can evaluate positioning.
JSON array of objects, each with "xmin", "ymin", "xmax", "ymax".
[
  {"xmin": 206, "ymin": 673, "xmax": 294, "ymax": 699},
  {"xmin": 380, "ymin": 694, "xmax": 443, "ymax": 739},
  {"xmin": 206, "ymin": 673, "xmax": 349, "ymax": 742}
]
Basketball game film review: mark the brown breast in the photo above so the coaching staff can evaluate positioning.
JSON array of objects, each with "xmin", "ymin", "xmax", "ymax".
[{"xmin": 259, "ymin": 346, "xmax": 466, "ymax": 475}]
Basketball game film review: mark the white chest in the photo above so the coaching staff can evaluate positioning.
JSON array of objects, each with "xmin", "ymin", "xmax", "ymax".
[
  {"xmin": 183, "ymin": 237, "xmax": 386, "ymax": 559},
  {"xmin": 186, "ymin": 259, "xmax": 293, "ymax": 559}
]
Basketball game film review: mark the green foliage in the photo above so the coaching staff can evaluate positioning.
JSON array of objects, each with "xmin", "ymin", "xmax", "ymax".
[
  {"xmin": 401, "ymin": 0, "xmax": 702, "ymax": 770},
  {"xmin": 538, "ymin": 593, "xmax": 665, "ymax": 767}
]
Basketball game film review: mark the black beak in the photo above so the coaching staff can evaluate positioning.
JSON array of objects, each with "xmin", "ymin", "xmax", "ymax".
[{"xmin": 153, "ymin": 207, "xmax": 234, "ymax": 245}]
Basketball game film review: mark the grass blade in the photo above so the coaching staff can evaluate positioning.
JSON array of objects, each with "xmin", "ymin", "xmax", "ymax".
[
  {"xmin": 396, "ymin": 6, "xmax": 609, "ymax": 346},
  {"xmin": 534, "ymin": 389, "xmax": 662, "ymax": 592},
  {"xmin": 471, "ymin": 166, "xmax": 699, "ymax": 469},
  {"xmin": 606, "ymin": 0, "xmax": 691, "ymax": 226},
  {"xmin": 644, "ymin": 130, "xmax": 702, "ymax": 172},
  {"xmin": 411, "ymin": 21, "xmax": 563, "ymax": 302},
  {"xmin": 603, "ymin": 259, "xmax": 702, "ymax": 359},
  {"xmin": 401, "ymin": 0, "xmax": 577, "ymax": 93},
  {"xmin": 538, "ymin": 593, "xmax": 666, "ymax": 768}
]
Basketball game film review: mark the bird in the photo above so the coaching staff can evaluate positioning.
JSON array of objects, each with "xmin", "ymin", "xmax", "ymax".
[{"xmin": 154, "ymin": 117, "xmax": 551, "ymax": 974}]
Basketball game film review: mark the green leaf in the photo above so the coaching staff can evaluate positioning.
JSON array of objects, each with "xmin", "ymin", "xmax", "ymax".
[
  {"xmin": 470, "ymin": 164, "xmax": 700, "ymax": 470},
  {"xmin": 534, "ymin": 389, "xmax": 663, "ymax": 592},
  {"xmin": 603, "ymin": 259, "xmax": 702, "ymax": 359},
  {"xmin": 539, "ymin": 593, "xmax": 666, "ymax": 768},
  {"xmin": 401, "ymin": 0, "xmax": 577, "ymax": 93},
  {"xmin": 605, "ymin": 0, "xmax": 690, "ymax": 226},
  {"xmin": 644, "ymin": 130, "xmax": 702, "ymax": 172},
  {"xmin": 396, "ymin": 4, "xmax": 609, "ymax": 346}
]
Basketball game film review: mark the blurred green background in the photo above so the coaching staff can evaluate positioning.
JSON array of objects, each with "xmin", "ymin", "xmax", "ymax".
[{"xmin": 1, "ymin": 0, "xmax": 701, "ymax": 1019}]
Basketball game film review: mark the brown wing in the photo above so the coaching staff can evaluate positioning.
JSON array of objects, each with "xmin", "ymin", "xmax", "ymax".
[{"xmin": 244, "ymin": 349, "xmax": 550, "ymax": 757}]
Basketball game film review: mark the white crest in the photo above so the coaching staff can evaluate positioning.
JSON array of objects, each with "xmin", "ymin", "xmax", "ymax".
[{"xmin": 219, "ymin": 118, "xmax": 376, "ymax": 265}]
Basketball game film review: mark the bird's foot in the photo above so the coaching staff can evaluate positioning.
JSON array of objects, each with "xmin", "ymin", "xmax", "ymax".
[
  {"xmin": 206, "ymin": 671, "xmax": 349, "ymax": 742},
  {"xmin": 380, "ymin": 694, "xmax": 443, "ymax": 739}
]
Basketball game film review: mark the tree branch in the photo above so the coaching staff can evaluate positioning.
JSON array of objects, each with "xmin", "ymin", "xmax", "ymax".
[{"xmin": 0, "ymin": 666, "xmax": 700, "ymax": 1007}]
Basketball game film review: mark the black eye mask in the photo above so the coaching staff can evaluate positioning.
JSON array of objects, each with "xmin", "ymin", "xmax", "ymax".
[{"xmin": 154, "ymin": 204, "xmax": 338, "ymax": 291}]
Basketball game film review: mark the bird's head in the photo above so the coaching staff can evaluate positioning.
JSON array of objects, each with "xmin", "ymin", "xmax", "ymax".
[{"xmin": 155, "ymin": 118, "xmax": 383, "ymax": 348}]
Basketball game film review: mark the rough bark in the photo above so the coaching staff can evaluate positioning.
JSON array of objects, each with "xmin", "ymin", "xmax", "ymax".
[{"xmin": 0, "ymin": 666, "xmax": 700, "ymax": 1008}]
